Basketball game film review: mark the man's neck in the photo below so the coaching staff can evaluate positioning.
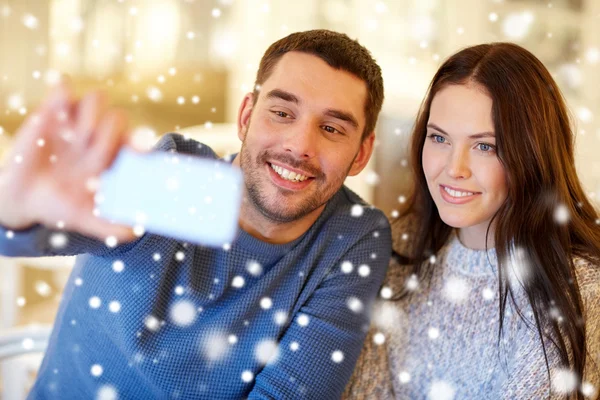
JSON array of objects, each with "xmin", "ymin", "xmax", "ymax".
[{"xmin": 238, "ymin": 199, "xmax": 326, "ymax": 245}]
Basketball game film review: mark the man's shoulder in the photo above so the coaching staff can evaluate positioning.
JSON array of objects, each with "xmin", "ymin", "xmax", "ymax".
[
  {"xmin": 153, "ymin": 133, "xmax": 220, "ymax": 159},
  {"xmin": 326, "ymin": 185, "xmax": 391, "ymax": 235}
]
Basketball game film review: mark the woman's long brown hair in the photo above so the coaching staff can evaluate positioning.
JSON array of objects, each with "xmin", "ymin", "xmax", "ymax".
[{"xmin": 397, "ymin": 42, "xmax": 600, "ymax": 399}]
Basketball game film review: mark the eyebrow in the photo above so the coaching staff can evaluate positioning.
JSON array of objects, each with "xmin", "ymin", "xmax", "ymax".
[
  {"xmin": 266, "ymin": 89, "xmax": 360, "ymax": 129},
  {"xmin": 324, "ymin": 109, "xmax": 359, "ymax": 129},
  {"xmin": 427, "ymin": 122, "xmax": 495, "ymax": 139},
  {"xmin": 266, "ymin": 89, "xmax": 300, "ymax": 104}
]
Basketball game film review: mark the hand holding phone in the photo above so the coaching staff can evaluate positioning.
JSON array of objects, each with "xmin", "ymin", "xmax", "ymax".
[{"xmin": 97, "ymin": 149, "xmax": 243, "ymax": 247}]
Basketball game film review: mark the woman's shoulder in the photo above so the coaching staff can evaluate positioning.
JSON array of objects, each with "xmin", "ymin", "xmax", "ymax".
[{"xmin": 573, "ymin": 255, "xmax": 600, "ymax": 284}]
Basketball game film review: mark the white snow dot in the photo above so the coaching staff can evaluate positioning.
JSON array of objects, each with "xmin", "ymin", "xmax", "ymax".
[
  {"xmin": 260, "ymin": 297, "xmax": 273, "ymax": 310},
  {"xmin": 133, "ymin": 225, "xmax": 145, "ymax": 237},
  {"xmin": 16, "ymin": 296, "xmax": 26, "ymax": 307},
  {"xmin": 581, "ymin": 381, "xmax": 597, "ymax": 397},
  {"xmin": 96, "ymin": 384, "xmax": 118, "ymax": 400},
  {"xmin": 489, "ymin": 12, "xmax": 498, "ymax": 22},
  {"xmin": 255, "ymin": 339, "xmax": 279, "ymax": 365},
  {"xmin": 75, "ymin": 278, "xmax": 83, "ymax": 286},
  {"xmin": 246, "ymin": 260, "xmax": 263, "ymax": 276},
  {"xmin": 351, "ymin": 204, "xmax": 364, "ymax": 217},
  {"xmin": 443, "ymin": 276, "xmax": 470, "ymax": 303},
  {"xmin": 358, "ymin": 264, "xmax": 371, "ymax": 277},
  {"xmin": 331, "ymin": 350, "xmax": 344, "ymax": 363},
  {"xmin": 90, "ymin": 364, "xmax": 103, "ymax": 377},
  {"xmin": 49, "ymin": 233, "xmax": 68, "ymax": 249},
  {"xmin": 297, "ymin": 314, "xmax": 310, "ymax": 327},
  {"xmin": 241, "ymin": 370, "xmax": 254, "ymax": 383},
  {"xmin": 22, "ymin": 338, "xmax": 34, "ymax": 350},
  {"xmin": 406, "ymin": 274, "xmax": 419, "ymax": 291},
  {"xmin": 228, "ymin": 334, "xmax": 238, "ymax": 344},
  {"xmin": 144, "ymin": 315, "xmax": 160, "ymax": 331},
  {"xmin": 373, "ymin": 332, "xmax": 386, "ymax": 345},
  {"xmin": 109, "ymin": 301, "xmax": 121, "ymax": 313},
  {"xmin": 346, "ymin": 296, "xmax": 364, "ymax": 313},
  {"xmin": 153, "ymin": 253, "xmax": 161, "ymax": 261},
  {"xmin": 35, "ymin": 280, "xmax": 52, "ymax": 297},
  {"xmin": 22, "ymin": 14, "xmax": 38, "ymax": 29},
  {"xmin": 232, "ymin": 276, "xmax": 245, "ymax": 288},
  {"xmin": 380, "ymin": 286, "xmax": 393, "ymax": 299},
  {"xmin": 176, "ymin": 96, "xmax": 185, "ymax": 105},
  {"xmin": 211, "ymin": 8, "xmax": 221, "ymax": 18},
  {"xmin": 174, "ymin": 286, "xmax": 185, "ymax": 295},
  {"xmin": 398, "ymin": 371, "xmax": 411, "ymax": 384},
  {"xmin": 552, "ymin": 368, "xmax": 578, "ymax": 394},
  {"xmin": 105, "ymin": 236, "xmax": 118, "ymax": 248},
  {"xmin": 341, "ymin": 261, "xmax": 353, "ymax": 274},
  {"xmin": 169, "ymin": 300, "xmax": 197, "ymax": 327},
  {"xmin": 428, "ymin": 327, "xmax": 440, "ymax": 339},
  {"xmin": 274, "ymin": 311, "xmax": 288, "ymax": 325},
  {"xmin": 554, "ymin": 204, "xmax": 570, "ymax": 224},
  {"xmin": 112, "ymin": 260, "xmax": 125, "ymax": 273},
  {"xmin": 175, "ymin": 251, "xmax": 185, "ymax": 261},
  {"xmin": 290, "ymin": 341, "xmax": 299, "ymax": 351},
  {"xmin": 37, "ymin": 138, "xmax": 45, "ymax": 147},
  {"xmin": 482, "ymin": 287, "xmax": 495, "ymax": 301},
  {"xmin": 428, "ymin": 380, "xmax": 456, "ymax": 400},
  {"xmin": 5, "ymin": 230, "xmax": 14, "ymax": 239},
  {"xmin": 89, "ymin": 296, "xmax": 102, "ymax": 309}
]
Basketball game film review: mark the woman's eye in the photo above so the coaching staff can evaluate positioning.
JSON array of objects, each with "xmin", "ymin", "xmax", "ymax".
[
  {"xmin": 274, "ymin": 111, "xmax": 289, "ymax": 118},
  {"xmin": 428, "ymin": 134, "xmax": 446, "ymax": 143},
  {"xmin": 477, "ymin": 143, "xmax": 495, "ymax": 152}
]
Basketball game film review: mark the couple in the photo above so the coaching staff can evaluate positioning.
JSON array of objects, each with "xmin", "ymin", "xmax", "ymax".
[{"xmin": 0, "ymin": 29, "xmax": 598, "ymax": 399}]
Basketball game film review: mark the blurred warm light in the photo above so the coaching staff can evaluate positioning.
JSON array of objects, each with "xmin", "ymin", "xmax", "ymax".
[
  {"xmin": 502, "ymin": 11, "xmax": 535, "ymax": 40},
  {"xmin": 131, "ymin": 0, "xmax": 181, "ymax": 76}
]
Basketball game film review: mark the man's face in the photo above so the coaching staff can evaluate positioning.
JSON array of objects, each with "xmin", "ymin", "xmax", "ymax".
[{"xmin": 237, "ymin": 51, "xmax": 374, "ymax": 223}]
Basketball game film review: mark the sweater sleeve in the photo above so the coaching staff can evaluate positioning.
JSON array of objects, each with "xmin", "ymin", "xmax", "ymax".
[
  {"xmin": 247, "ymin": 227, "xmax": 392, "ymax": 400},
  {"xmin": 341, "ymin": 325, "xmax": 395, "ymax": 400},
  {"xmin": 0, "ymin": 133, "xmax": 211, "ymax": 258},
  {"xmin": 502, "ymin": 258, "xmax": 600, "ymax": 400}
]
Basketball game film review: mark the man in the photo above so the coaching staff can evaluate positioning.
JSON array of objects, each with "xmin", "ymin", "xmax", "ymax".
[{"xmin": 0, "ymin": 30, "xmax": 390, "ymax": 399}]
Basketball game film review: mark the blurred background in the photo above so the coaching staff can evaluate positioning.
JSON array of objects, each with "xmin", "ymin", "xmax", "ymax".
[{"xmin": 0, "ymin": 0, "xmax": 599, "ymax": 398}]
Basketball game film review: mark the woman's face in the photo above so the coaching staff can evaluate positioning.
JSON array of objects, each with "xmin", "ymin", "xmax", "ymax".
[{"xmin": 422, "ymin": 83, "xmax": 508, "ymax": 241}]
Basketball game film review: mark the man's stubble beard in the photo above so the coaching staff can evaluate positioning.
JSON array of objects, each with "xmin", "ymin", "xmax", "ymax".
[{"xmin": 238, "ymin": 127, "xmax": 354, "ymax": 224}]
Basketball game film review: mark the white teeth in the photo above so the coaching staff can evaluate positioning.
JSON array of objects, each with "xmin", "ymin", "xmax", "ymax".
[
  {"xmin": 443, "ymin": 186, "xmax": 474, "ymax": 197},
  {"xmin": 270, "ymin": 164, "xmax": 308, "ymax": 182}
]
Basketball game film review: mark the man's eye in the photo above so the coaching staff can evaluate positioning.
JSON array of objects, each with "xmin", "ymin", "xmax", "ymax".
[
  {"xmin": 273, "ymin": 111, "xmax": 289, "ymax": 118},
  {"xmin": 322, "ymin": 125, "xmax": 340, "ymax": 134}
]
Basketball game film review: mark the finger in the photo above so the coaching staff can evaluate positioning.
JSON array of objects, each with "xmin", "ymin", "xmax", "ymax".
[
  {"xmin": 85, "ymin": 109, "xmax": 129, "ymax": 173},
  {"xmin": 74, "ymin": 92, "xmax": 107, "ymax": 149},
  {"xmin": 12, "ymin": 83, "xmax": 75, "ymax": 148}
]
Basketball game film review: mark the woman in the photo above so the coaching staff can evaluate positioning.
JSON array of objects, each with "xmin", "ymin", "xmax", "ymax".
[{"xmin": 343, "ymin": 43, "xmax": 600, "ymax": 399}]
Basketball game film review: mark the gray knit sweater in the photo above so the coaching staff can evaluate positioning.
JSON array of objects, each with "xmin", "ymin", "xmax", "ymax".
[{"xmin": 343, "ymin": 222, "xmax": 600, "ymax": 399}]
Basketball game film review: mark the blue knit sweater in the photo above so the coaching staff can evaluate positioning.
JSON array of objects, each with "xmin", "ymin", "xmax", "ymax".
[{"xmin": 0, "ymin": 134, "xmax": 391, "ymax": 399}]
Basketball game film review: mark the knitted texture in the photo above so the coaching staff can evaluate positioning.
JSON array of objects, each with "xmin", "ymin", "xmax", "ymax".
[
  {"xmin": 0, "ymin": 134, "xmax": 391, "ymax": 399},
  {"xmin": 343, "ymin": 221, "xmax": 600, "ymax": 399}
]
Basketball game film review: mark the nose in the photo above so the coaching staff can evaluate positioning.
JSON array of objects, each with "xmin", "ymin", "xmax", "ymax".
[
  {"xmin": 445, "ymin": 147, "xmax": 471, "ymax": 180},
  {"xmin": 282, "ymin": 118, "xmax": 318, "ymax": 159}
]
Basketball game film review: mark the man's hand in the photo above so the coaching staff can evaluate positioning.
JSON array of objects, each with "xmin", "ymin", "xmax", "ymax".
[{"xmin": 0, "ymin": 82, "xmax": 135, "ymax": 243}]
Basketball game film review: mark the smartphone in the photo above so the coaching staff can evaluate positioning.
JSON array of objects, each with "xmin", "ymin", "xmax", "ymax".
[{"xmin": 96, "ymin": 149, "xmax": 243, "ymax": 247}]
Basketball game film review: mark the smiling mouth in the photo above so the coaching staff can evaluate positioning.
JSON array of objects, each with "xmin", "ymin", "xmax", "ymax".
[
  {"xmin": 442, "ymin": 186, "xmax": 477, "ymax": 198},
  {"xmin": 268, "ymin": 162, "xmax": 311, "ymax": 182}
]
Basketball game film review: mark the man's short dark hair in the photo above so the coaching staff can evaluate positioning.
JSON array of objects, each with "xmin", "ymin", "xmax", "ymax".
[{"xmin": 253, "ymin": 29, "xmax": 384, "ymax": 140}]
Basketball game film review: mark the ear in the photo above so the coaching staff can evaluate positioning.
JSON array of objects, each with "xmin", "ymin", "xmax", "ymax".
[
  {"xmin": 347, "ymin": 132, "xmax": 375, "ymax": 176},
  {"xmin": 237, "ymin": 93, "xmax": 254, "ymax": 142}
]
